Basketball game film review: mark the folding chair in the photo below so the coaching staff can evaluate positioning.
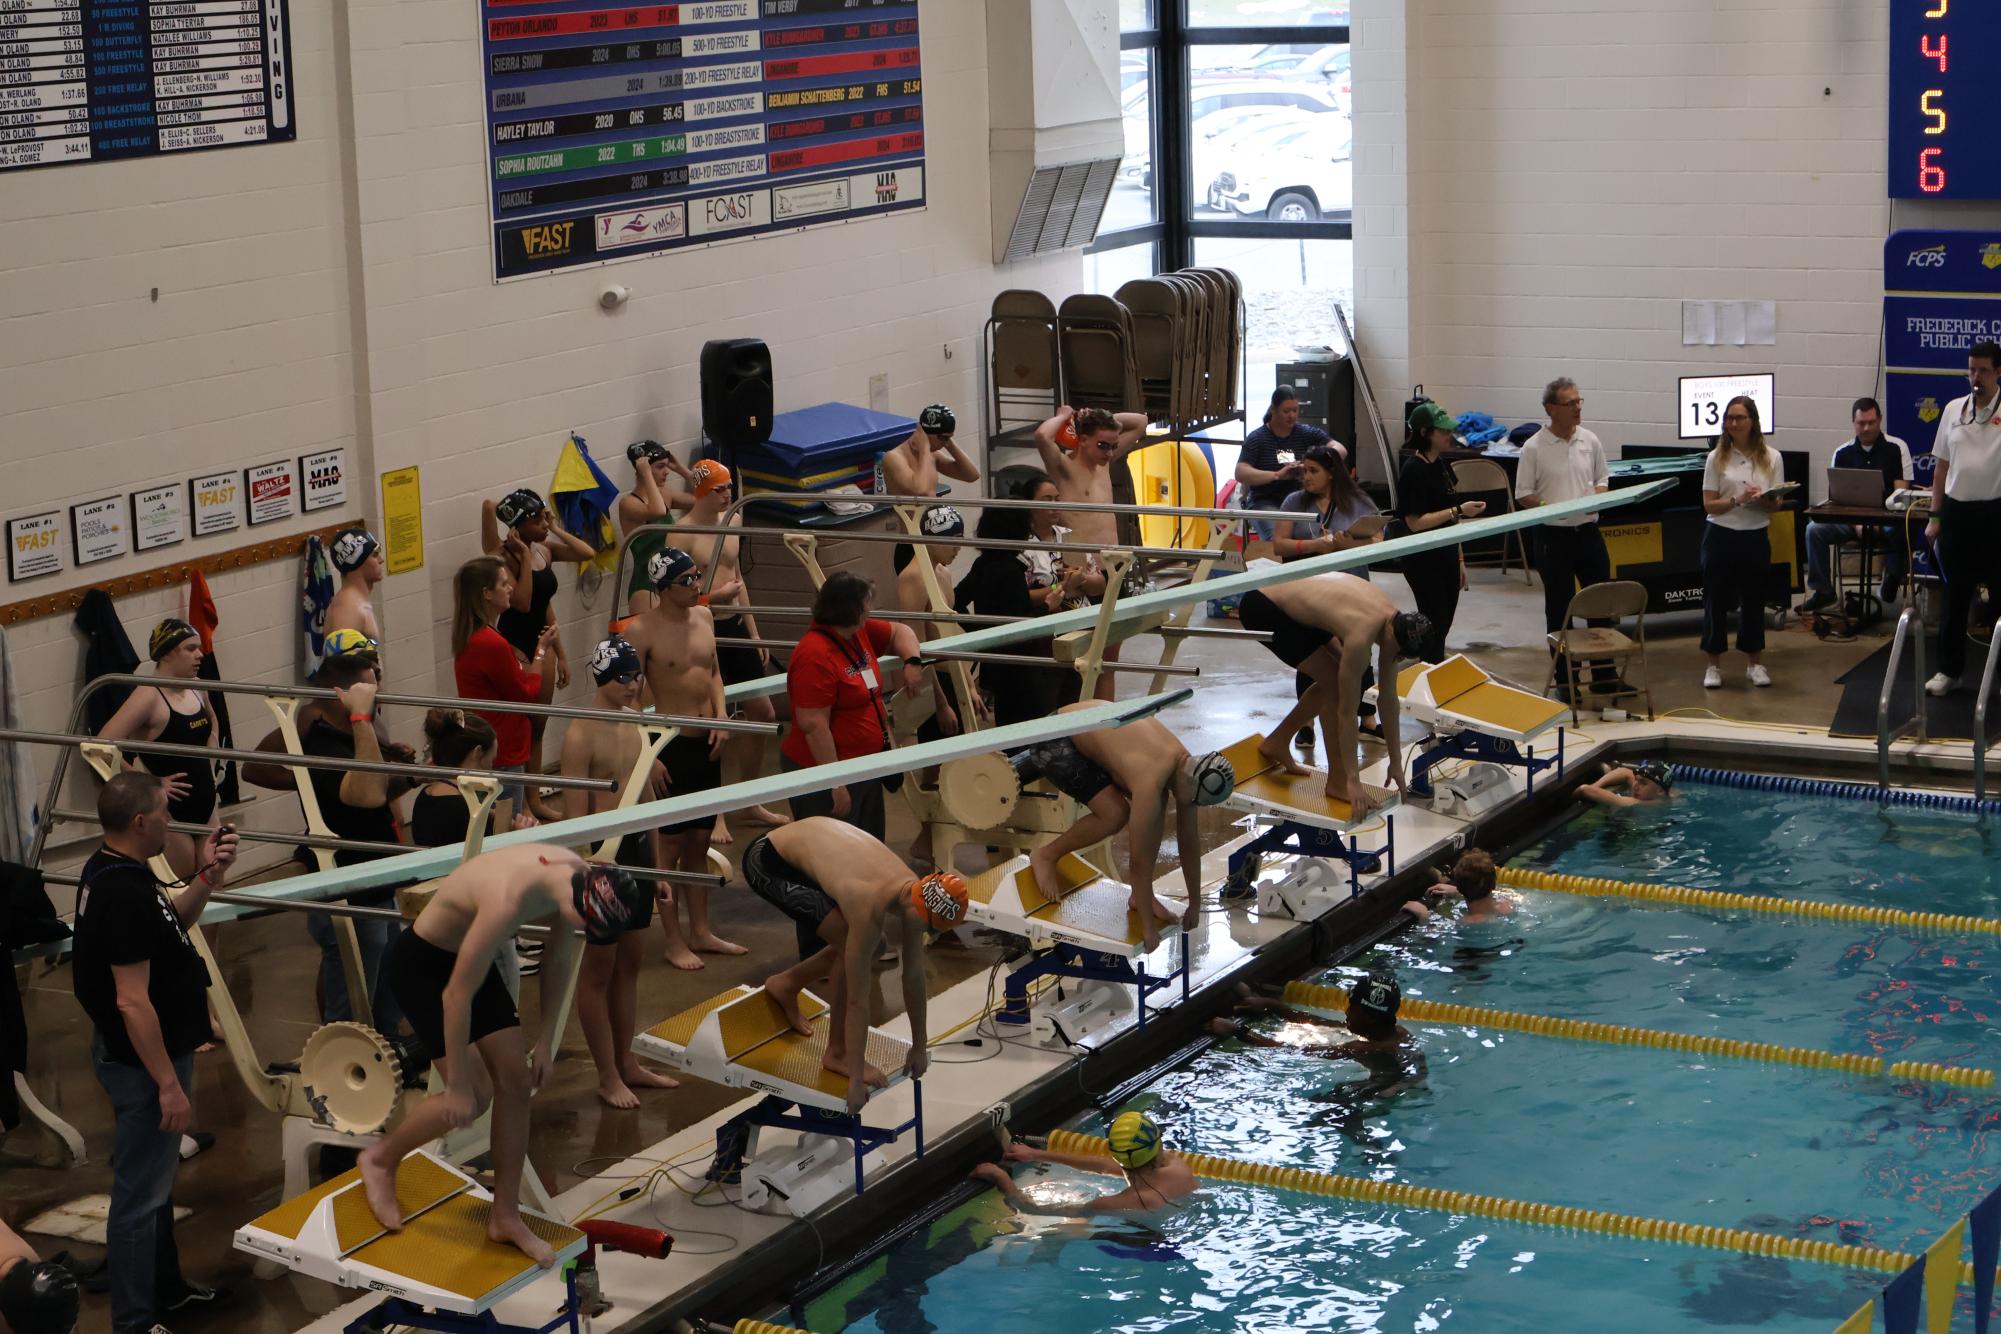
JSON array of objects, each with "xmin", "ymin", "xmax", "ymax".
[{"xmin": 1544, "ymin": 579, "xmax": 1653, "ymax": 722}]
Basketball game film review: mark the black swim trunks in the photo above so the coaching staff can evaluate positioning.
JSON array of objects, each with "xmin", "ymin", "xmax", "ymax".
[
  {"xmin": 386, "ymin": 927, "xmax": 520, "ymax": 1062},
  {"xmin": 711, "ymin": 613, "xmax": 767, "ymax": 687},
  {"xmin": 1010, "ymin": 737, "xmax": 1114, "ymax": 805},
  {"xmin": 661, "ymin": 732, "xmax": 722, "ymax": 835},
  {"xmin": 743, "ymin": 835, "xmax": 838, "ymax": 935},
  {"xmin": 1238, "ymin": 589, "xmax": 1334, "ymax": 669}
]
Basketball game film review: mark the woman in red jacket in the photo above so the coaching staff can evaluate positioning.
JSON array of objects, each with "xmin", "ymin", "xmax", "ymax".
[{"xmin": 452, "ymin": 555, "xmax": 554, "ymax": 821}]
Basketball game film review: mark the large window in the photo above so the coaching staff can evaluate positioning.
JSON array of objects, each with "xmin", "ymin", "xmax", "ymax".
[{"xmin": 1090, "ymin": 2, "xmax": 1353, "ymax": 420}]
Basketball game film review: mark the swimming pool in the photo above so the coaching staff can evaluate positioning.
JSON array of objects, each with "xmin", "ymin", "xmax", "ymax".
[{"xmin": 786, "ymin": 775, "xmax": 2001, "ymax": 1332}]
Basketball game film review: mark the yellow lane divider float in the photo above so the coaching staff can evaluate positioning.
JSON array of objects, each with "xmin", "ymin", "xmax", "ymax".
[
  {"xmin": 733, "ymin": 1321, "xmax": 816, "ymax": 1334},
  {"xmin": 1046, "ymin": 1128, "xmax": 1913, "ymax": 1273},
  {"xmin": 1500, "ymin": 868, "xmax": 2001, "ymax": 938},
  {"xmin": 1279, "ymin": 982, "xmax": 1995, "ymax": 1090}
]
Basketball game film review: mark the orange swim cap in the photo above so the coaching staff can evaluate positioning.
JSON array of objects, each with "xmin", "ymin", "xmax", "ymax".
[
  {"xmin": 908, "ymin": 871, "xmax": 970, "ymax": 929},
  {"xmin": 692, "ymin": 459, "xmax": 733, "ymax": 498}
]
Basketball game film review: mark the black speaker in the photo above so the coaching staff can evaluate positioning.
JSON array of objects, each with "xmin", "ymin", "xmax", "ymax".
[{"xmin": 700, "ymin": 338, "xmax": 773, "ymax": 448}]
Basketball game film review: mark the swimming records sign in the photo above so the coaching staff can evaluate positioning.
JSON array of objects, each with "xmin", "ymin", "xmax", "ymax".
[{"xmin": 480, "ymin": 0, "xmax": 927, "ymax": 281}]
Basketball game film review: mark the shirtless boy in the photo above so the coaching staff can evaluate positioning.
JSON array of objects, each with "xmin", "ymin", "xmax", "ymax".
[
  {"xmin": 1577, "ymin": 759, "xmax": 1674, "ymax": 808},
  {"xmin": 675, "ymin": 460, "xmax": 789, "ymax": 843},
  {"xmin": 558, "ymin": 635, "xmax": 679, "ymax": 1108},
  {"xmin": 1401, "ymin": 848, "xmax": 1518, "ymax": 925},
  {"xmin": 1209, "ymin": 970, "xmax": 1428, "ymax": 1097},
  {"xmin": 1235, "ymin": 572, "xmax": 1429, "ymax": 816},
  {"xmin": 358, "ymin": 845, "xmax": 649, "ymax": 1264},
  {"xmin": 895, "ymin": 504, "xmax": 971, "ymax": 866},
  {"xmin": 1033, "ymin": 406, "xmax": 1150, "ymax": 701},
  {"xmin": 1012, "ymin": 706, "xmax": 1236, "ymax": 952},
  {"xmin": 618, "ymin": 439, "xmax": 696, "ymax": 618},
  {"xmin": 620, "ymin": 547, "xmax": 746, "ymax": 969},
  {"xmin": 324, "ymin": 527, "xmax": 385, "ymax": 645},
  {"xmin": 880, "ymin": 414, "xmax": 981, "ymax": 574},
  {"xmin": 745, "ymin": 817, "xmax": 968, "ymax": 1112},
  {"xmin": 972, "ymin": 1110, "xmax": 1197, "ymax": 1216}
]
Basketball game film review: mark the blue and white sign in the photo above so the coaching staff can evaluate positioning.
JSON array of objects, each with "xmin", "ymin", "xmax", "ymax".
[{"xmin": 1883, "ymin": 229, "xmax": 2001, "ymax": 465}]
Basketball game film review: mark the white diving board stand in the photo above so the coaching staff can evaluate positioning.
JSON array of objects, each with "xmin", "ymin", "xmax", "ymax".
[
  {"xmin": 631, "ymin": 986, "xmax": 921, "ymax": 1217},
  {"xmin": 1377, "ymin": 655, "xmax": 1569, "ymax": 815},
  {"xmin": 965, "ymin": 854, "xmax": 1191, "ymax": 1046},
  {"xmin": 1216, "ymin": 733, "xmax": 1398, "ymax": 918}
]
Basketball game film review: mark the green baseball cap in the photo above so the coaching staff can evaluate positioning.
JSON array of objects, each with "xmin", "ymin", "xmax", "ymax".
[{"xmin": 1409, "ymin": 401, "xmax": 1457, "ymax": 435}]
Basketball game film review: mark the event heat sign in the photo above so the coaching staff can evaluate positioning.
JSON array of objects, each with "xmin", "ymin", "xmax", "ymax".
[
  {"xmin": 1889, "ymin": 0, "xmax": 2001, "ymax": 199},
  {"xmin": 480, "ymin": 0, "xmax": 925, "ymax": 281}
]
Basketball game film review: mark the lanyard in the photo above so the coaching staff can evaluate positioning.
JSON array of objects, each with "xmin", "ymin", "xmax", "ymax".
[{"xmin": 811, "ymin": 623, "xmax": 893, "ymax": 750}]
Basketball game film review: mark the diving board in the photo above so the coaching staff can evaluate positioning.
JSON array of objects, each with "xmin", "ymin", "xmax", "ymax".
[
  {"xmin": 1218, "ymin": 733, "xmax": 1397, "ymax": 914},
  {"xmin": 232, "ymin": 1151, "xmax": 583, "ymax": 1316},
  {"xmin": 1379, "ymin": 654, "xmax": 1569, "ymax": 808},
  {"xmin": 634, "ymin": 986, "xmax": 923, "ymax": 1215}
]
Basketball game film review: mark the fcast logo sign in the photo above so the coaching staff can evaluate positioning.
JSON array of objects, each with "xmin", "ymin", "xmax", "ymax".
[
  {"xmin": 1908, "ymin": 243, "xmax": 1948, "ymax": 268},
  {"xmin": 1983, "ymin": 243, "xmax": 2001, "ymax": 271},
  {"xmin": 1917, "ymin": 395, "xmax": 1942, "ymax": 424},
  {"xmin": 690, "ymin": 188, "xmax": 770, "ymax": 237}
]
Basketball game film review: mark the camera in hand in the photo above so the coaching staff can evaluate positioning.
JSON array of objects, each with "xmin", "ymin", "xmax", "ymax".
[{"xmin": 919, "ymin": 404, "xmax": 956, "ymax": 436}]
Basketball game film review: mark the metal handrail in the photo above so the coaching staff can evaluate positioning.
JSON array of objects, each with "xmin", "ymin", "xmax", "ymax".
[
  {"xmin": 1877, "ymin": 606, "xmax": 1929, "ymax": 788},
  {"xmin": 712, "ymin": 635, "xmax": 1201, "ymax": 676},
  {"xmin": 1975, "ymin": 628, "xmax": 2001, "ymax": 799},
  {"xmin": 657, "ymin": 520, "xmax": 1221, "ymax": 567},
  {"xmin": 719, "ymin": 601, "xmax": 1270, "ymax": 638}
]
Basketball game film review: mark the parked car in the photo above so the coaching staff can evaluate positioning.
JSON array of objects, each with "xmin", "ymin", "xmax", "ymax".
[
  {"xmin": 1122, "ymin": 79, "xmax": 1341, "ymax": 186},
  {"xmin": 1242, "ymin": 47, "xmax": 1351, "ymax": 115},
  {"xmin": 1208, "ymin": 120, "xmax": 1352, "ymax": 221},
  {"xmin": 1190, "ymin": 114, "xmax": 1327, "ymax": 212}
]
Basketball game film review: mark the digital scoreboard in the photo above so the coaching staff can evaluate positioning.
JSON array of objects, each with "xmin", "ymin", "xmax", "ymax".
[
  {"xmin": 0, "ymin": 0, "xmax": 296, "ymax": 173},
  {"xmin": 1889, "ymin": 0, "xmax": 2001, "ymax": 199},
  {"xmin": 480, "ymin": 0, "xmax": 926, "ymax": 281}
]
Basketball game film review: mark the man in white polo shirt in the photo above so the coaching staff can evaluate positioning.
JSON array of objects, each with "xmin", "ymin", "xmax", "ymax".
[
  {"xmin": 1926, "ymin": 340, "xmax": 2001, "ymax": 696},
  {"xmin": 1516, "ymin": 377, "xmax": 1612, "ymax": 692}
]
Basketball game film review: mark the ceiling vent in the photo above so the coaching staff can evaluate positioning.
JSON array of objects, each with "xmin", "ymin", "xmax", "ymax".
[{"xmin": 1002, "ymin": 158, "xmax": 1122, "ymax": 261}]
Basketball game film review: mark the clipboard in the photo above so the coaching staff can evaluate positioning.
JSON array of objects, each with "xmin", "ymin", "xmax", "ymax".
[{"xmin": 1344, "ymin": 513, "xmax": 1393, "ymax": 537}]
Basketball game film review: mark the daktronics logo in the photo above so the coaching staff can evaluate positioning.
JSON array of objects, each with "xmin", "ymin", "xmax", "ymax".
[{"xmin": 1908, "ymin": 244, "xmax": 1947, "ymax": 268}]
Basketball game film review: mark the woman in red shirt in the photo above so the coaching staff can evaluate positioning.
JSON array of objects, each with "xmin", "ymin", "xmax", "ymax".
[
  {"xmin": 452, "ymin": 556, "xmax": 553, "ymax": 821},
  {"xmin": 780, "ymin": 572, "xmax": 926, "ymax": 844}
]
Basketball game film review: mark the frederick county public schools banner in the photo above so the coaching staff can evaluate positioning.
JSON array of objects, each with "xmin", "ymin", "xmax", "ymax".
[
  {"xmin": 1884, "ymin": 229, "xmax": 2001, "ymax": 464},
  {"xmin": 481, "ymin": 0, "xmax": 925, "ymax": 281}
]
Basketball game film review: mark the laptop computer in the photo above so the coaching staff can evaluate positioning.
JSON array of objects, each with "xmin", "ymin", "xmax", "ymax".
[{"xmin": 1827, "ymin": 467, "xmax": 1885, "ymax": 507}]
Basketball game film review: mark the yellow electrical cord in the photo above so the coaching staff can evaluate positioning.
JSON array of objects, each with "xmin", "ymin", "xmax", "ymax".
[
  {"xmin": 1501, "ymin": 868, "xmax": 2001, "ymax": 938},
  {"xmin": 1651, "ymin": 707, "xmax": 1833, "ymax": 736},
  {"xmin": 1280, "ymin": 982, "xmax": 1994, "ymax": 1090},
  {"xmin": 1045, "ymin": 1128, "xmax": 1911, "ymax": 1273}
]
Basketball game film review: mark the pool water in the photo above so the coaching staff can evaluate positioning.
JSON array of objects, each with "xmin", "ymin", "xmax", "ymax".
[{"xmin": 799, "ymin": 779, "xmax": 2001, "ymax": 1332}]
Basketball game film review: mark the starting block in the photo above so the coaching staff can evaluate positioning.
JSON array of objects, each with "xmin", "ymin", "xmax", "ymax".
[
  {"xmin": 233, "ymin": 1152, "xmax": 584, "ymax": 1328},
  {"xmin": 632, "ymin": 986, "xmax": 923, "ymax": 1215},
  {"xmin": 1383, "ymin": 655, "xmax": 1567, "ymax": 813},
  {"xmin": 966, "ymin": 853, "xmax": 1190, "ymax": 1045},
  {"xmin": 1217, "ymin": 733, "xmax": 1397, "ymax": 913}
]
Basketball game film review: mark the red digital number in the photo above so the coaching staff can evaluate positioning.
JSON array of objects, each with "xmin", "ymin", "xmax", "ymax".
[
  {"xmin": 1920, "ymin": 147, "xmax": 1946, "ymax": 193},
  {"xmin": 1922, "ymin": 32, "xmax": 1948, "ymax": 71}
]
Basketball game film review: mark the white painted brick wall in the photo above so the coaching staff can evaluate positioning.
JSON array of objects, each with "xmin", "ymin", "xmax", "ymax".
[{"xmin": 2, "ymin": 0, "xmax": 1084, "ymax": 825}]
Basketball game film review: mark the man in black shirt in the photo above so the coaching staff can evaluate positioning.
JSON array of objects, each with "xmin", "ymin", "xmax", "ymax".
[
  {"xmin": 243, "ymin": 635, "xmax": 415, "ymax": 1030},
  {"xmin": 1796, "ymin": 397, "xmax": 1914, "ymax": 613},
  {"xmin": 70, "ymin": 771, "xmax": 238, "ymax": 1334}
]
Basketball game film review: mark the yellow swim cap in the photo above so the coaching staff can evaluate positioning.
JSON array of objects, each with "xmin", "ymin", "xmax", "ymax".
[{"xmin": 1107, "ymin": 1110, "xmax": 1161, "ymax": 1169}]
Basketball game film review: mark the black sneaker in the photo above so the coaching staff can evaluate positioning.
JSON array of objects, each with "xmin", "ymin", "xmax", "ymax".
[
  {"xmin": 1794, "ymin": 589, "xmax": 1835, "ymax": 614},
  {"xmin": 162, "ymin": 1283, "xmax": 230, "ymax": 1315}
]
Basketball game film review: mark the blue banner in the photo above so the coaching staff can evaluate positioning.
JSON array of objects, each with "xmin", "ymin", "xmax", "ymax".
[
  {"xmin": 1883, "ymin": 230, "xmax": 2001, "ymax": 458},
  {"xmin": 1883, "ymin": 1257, "xmax": 1926, "ymax": 1334},
  {"xmin": 1972, "ymin": 1184, "xmax": 2001, "ymax": 1334}
]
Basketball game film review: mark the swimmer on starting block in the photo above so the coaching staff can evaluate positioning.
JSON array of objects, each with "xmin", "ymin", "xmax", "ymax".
[
  {"xmin": 357, "ymin": 845, "xmax": 653, "ymax": 1265},
  {"xmin": 1209, "ymin": 970, "xmax": 1427, "ymax": 1097},
  {"xmin": 1235, "ymin": 573, "xmax": 1431, "ymax": 816},
  {"xmin": 1012, "ymin": 707, "xmax": 1237, "ymax": 952},
  {"xmin": 1577, "ymin": 759, "xmax": 1674, "ymax": 808},
  {"xmin": 1400, "ymin": 848, "xmax": 1517, "ymax": 925},
  {"xmin": 745, "ymin": 818, "xmax": 971, "ymax": 1112},
  {"xmin": 971, "ymin": 1111, "xmax": 1196, "ymax": 1215},
  {"xmin": 0, "ymin": 1218, "xmax": 78, "ymax": 1334}
]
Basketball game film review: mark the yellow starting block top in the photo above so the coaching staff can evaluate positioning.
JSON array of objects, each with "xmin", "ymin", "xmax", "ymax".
[
  {"xmin": 633, "ymin": 984, "xmax": 912, "ymax": 1114},
  {"xmin": 233, "ymin": 1152, "xmax": 584, "ymax": 1315},
  {"xmin": 964, "ymin": 852, "xmax": 1180, "ymax": 958},
  {"xmin": 1218, "ymin": 734, "xmax": 1395, "ymax": 833},
  {"xmin": 1389, "ymin": 654, "xmax": 1567, "ymax": 744}
]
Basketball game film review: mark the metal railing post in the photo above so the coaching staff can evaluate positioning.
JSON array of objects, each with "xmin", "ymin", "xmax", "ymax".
[{"xmin": 1976, "ymin": 630, "xmax": 2001, "ymax": 800}]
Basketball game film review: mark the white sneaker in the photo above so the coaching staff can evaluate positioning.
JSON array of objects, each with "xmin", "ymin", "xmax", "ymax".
[
  {"xmin": 1702, "ymin": 666, "xmax": 1722, "ymax": 689},
  {"xmin": 1747, "ymin": 664, "xmax": 1771, "ymax": 688},
  {"xmin": 1926, "ymin": 672, "xmax": 1958, "ymax": 697}
]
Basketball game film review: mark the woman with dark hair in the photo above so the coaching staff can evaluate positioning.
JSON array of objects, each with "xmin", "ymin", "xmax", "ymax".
[
  {"xmin": 451, "ymin": 556, "xmax": 552, "ymax": 820},
  {"xmin": 779, "ymin": 572, "xmax": 928, "ymax": 852},
  {"xmin": 1393, "ymin": 402, "xmax": 1486, "ymax": 662},
  {"xmin": 1236, "ymin": 386, "xmax": 1333, "ymax": 539},
  {"xmin": 955, "ymin": 502, "xmax": 1074, "ymax": 727},
  {"xmin": 1272, "ymin": 444, "xmax": 1386, "ymax": 743},
  {"xmin": 1698, "ymin": 395, "xmax": 1783, "ymax": 689}
]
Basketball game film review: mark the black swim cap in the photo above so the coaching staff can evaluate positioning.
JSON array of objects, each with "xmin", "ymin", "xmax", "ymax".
[
  {"xmin": 1390, "ymin": 611, "xmax": 1432, "ymax": 660},
  {"xmin": 1348, "ymin": 969, "xmax": 1402, "ymax": 1027},
  {"xmin": 0, "ymin": 1258, "xmax": 80, "ymax": 1334},
  {"xmin": 1633, "ymin": 760, "xmax": 1674, "ymax": 794},
  {"xmin": 571, "ymin": 863, "xmax": 648, "ymax": 944}
]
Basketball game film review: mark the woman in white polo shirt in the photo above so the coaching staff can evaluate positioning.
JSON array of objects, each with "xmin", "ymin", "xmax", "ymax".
[
  {"xmin": 1924, "ymin": 341, "xmax": 2001, "ymax": 696},
  {"xmin": 1698, "ymin": 396, "xmax": 1783, "ymax": 689}
]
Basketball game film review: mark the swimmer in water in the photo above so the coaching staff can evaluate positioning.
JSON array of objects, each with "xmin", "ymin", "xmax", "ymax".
[
  {"xmin": 971, "ymin": 1112, "xmax": 1197, "ymax": 1216},
  {"xmin": 1577, "ymin": 758, "xmax": 1674, "ymax": 808},
  {"xmin": 1209, "ymin": 969, "xmax": 1428, "ymax": 1097},
  {"xmin": 1400, "ymin": 848, "xmax": 1517, "ymax": 924}
]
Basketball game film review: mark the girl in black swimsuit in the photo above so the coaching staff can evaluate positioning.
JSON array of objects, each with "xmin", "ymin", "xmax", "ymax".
[
  {"xmin": 482, "ymin": 487, "xmax": 596, "ymax": 818},
  {"xmin": 97, "ymin": 619, "xmax": 217, "ymax": 880}
]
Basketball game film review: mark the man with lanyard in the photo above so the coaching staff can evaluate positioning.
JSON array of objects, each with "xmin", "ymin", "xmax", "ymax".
[
  {"xmin": 779, "ymin": 572, "xmax": 927, "ymax": 950},
  {"xmin": 1926, "ymin": 341, "xmax": 2001, "ymax": 696},
  {"xmin": 1514, "ymin": 377, "xmax": 1613, "ymax": 691},
  {"xmin": 1796, "ymin": 397, "xmax": 1912, "ymax": 616},
  {"xmin": 70, "ymin": 772, "xmax": 239, "ymax": 1333}
]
